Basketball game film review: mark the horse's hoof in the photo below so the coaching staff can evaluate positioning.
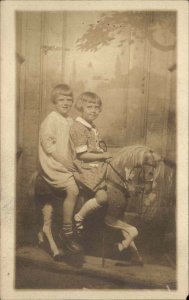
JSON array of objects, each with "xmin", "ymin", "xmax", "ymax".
[
  {"xmin": 53, "ymin": 254, "xmax": 63, "ymax": 262},
  {"xmin": 131, "ymin": 258, "xmax": 144, "ymax": 267},
  {"xmin": 37, "ymin": 241, "xmax": 47, "ymax": 252},
  {"xmin": 138, "ymin": 259, "xmax": 144, "ymax": 267},
  {"xmin": 38, "ymin": 231, "xmax": 45, "ymax": 244}
]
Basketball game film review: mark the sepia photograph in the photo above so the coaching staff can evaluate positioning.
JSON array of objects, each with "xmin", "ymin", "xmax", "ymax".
[{"xmin": 1, "ymin": 1, "xmax": 188, "ymax": 299}]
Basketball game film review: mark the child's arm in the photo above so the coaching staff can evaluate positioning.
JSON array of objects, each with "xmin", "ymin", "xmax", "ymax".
[
  {"xmin": 40, "ymin": 117, "xmax": 56, "ymax": 155},
  {"xmin": 40, "ymin": 115, "xmax": 70, "ymax": 167},
  {"xmin": 70, "ymin": 123, "xmax": 112, "ymax": 163},
  {"xmin": 51, "ymin": 151, "xmax": 69, "ymax": 166},
  {"xmin": 78, "ymin": 151, "xmax": 112, "ymax": 162}
]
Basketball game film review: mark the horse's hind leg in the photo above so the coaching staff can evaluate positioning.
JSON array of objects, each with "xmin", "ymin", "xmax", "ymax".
[
  {"xmin": 38, "ymin": 229, "xmax": 45, "ymax": 244},
  {"xmin": 42, "ymin": 203, "xmax": 61, "ymax": 259}
]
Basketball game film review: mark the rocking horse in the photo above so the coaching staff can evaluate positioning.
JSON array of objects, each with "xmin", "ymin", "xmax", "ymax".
[{"xmin": 29, "ymin": 145, "xmax": 164, "ymax": 263}]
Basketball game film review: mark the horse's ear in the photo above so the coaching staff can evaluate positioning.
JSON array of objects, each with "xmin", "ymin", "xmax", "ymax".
[
  {"xmin": 152, "ymin": 152, "xmax": 162, "ymax": 162},
  {"xmin": 144, "ymin": 150, "xmax": 161, "ymax": 165},
  {"xmin": 143, "ymin": 151, "xmax": 151, "ymax": 162}
]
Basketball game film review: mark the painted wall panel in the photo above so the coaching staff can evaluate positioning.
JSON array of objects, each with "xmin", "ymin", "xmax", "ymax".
[
  {"xmin": 126, "ymin": 28, "xmax": 148, "ymax": 144},
  {"xmin": 20, "ymin": 13, "xmax": 42, "ymax": 208},
  {"xmin": 42, "ymin": 13, "xmax": 66, "ymax": 118}
]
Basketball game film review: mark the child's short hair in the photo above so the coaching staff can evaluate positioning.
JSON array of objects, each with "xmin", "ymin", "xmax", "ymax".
[
  {"xmin": 75, "ymin": 92, "xmax": 102, "ymax": 112},
  {"xmin": 51, "ymin": 84, "xmax": 73, "ymax": 104}
]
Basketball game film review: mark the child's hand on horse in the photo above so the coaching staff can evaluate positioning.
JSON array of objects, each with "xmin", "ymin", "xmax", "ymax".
[{"xmin": 102, "ymin": 152, "xmax": 112, "ymax": 162}]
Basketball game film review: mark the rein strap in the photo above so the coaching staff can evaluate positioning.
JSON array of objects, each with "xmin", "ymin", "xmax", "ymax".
[{"xmin": 108, "ymin": 162, "xmax": 129, "ymax": 185}]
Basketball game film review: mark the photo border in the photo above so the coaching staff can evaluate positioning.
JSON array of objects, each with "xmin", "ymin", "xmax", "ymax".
[{"xmin": 1, "ymin": 1, "xmax": 188, "ymax": 299}]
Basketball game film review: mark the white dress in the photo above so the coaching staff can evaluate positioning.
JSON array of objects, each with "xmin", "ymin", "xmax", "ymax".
[{"xmin": 39, "ymin": 111, "xmax": 75, "ymax": 190}]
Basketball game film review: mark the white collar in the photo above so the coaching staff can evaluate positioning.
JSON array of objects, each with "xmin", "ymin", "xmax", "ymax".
[{"xmin": 76, "ymin": 116, "xmax": 95, "ymax": 129}]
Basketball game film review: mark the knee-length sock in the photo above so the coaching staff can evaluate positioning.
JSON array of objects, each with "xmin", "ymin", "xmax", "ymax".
[{"xmin": 75, "ymin": 198, "xmax": 101, "ymax": 222}]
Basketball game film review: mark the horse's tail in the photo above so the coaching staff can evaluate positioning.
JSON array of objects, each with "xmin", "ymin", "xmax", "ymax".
[{"xmin": 28, "ymin": 171, "xmax": 38, "ymax": 200}]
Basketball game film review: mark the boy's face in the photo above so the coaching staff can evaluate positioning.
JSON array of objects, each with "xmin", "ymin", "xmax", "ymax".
[
  {"xmin": 55, "ymin": 94, "xmax": 73, "ymax": 117},
  {"xmin": 82, "ymin": 102, "xmax": 101, "ymax": 123}
]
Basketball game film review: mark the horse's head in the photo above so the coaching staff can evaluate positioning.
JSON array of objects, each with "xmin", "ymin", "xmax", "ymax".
[
  {"xmin": 107, "ymin": 145, "xmax": 168, "ymax": 222},
  {"xmin": 143, "ymin": 150, "xmax": 161, "ymax": 167},
  {"xmin": 143, "ymin": 149, "xmax": 163, "ymax": 189},
  {"xmin": 123, "ymin": 147, "xmax": 164, "ymax": 195}
]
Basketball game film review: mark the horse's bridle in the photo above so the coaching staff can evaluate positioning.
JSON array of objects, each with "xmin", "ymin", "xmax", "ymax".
[{"xmin": 99, "ymin": 140, "xmax": 156, "ymax": 196}]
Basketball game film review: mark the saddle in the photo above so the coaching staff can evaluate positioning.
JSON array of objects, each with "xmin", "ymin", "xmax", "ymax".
[{"xmin": 35, "ymin": 173, "xmax": 53, "ymax": 196}]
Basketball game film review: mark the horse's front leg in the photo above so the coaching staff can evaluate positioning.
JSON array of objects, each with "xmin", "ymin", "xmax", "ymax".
[
  {"xmin": 121, "ymin": 225, "xmax": 143, "ymax": 265},
  {"xmin": 106, "ymin": 218, "xmax": 143, "ymax": 265},
  {"xmin": 121, "ymin": 223, "xmax": 138, "ymax": 248},
  {"xmin": 41, "ymin": 203, "xmax": 61, "ymax": 260},
  {"xmin": 129, "ymin": 241, "xmax": 143, "ymax": 265}
]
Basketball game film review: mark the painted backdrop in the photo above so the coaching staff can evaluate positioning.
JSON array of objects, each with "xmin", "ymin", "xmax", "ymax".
[{"xmin": 16, "ymin": 11, "xmax": 176, "ymax": 244}]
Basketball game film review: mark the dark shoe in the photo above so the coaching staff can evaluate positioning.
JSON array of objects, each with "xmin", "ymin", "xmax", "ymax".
[{"xmin": 60, "ymin": 233, "xmax": 83, "ymax": 254}]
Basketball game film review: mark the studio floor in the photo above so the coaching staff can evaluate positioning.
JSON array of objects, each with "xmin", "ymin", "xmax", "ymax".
[{"xmin": 16, "ymin": 246, "xmax": 176, "ymax": 290}]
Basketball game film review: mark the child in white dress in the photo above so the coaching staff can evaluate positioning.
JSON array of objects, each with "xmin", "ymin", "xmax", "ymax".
[{"xmin": 39, "ymin": 84, "xmax": 82, "ymax": 254}]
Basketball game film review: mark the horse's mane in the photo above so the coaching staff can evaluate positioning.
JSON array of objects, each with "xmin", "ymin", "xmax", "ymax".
[
  {"xmin": 111, "ymin": 145, "xmax": 151, "ymax": 168},
  {"xmin": 106, "ymin": 145, "xmax": 152, "ymax": 183}
]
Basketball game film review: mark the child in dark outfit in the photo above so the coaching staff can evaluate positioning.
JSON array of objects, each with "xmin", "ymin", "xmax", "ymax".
[{"xmin": 68, "ymin": 92, "xmax": 112, "ymax": 232}]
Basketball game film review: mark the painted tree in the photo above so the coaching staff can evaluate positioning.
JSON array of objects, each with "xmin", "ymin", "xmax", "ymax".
[{"xmin": 76, "ymin": 12, "xmax": 176, "ymax": 52}]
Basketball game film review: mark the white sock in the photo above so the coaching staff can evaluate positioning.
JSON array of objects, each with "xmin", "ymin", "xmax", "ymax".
[{"xmin": 75, "ymin": 198, "xmax": 101, "ymax": 221}]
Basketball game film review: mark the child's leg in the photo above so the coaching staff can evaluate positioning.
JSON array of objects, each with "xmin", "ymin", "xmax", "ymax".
[
  {"xmin": 61, "ymin": 183, "xmax": 83, "ymax": 254},
  {"xmin": 75, "ymin": 189, "xmax": 107, "ymax": 225},
  {"xmin": 63, "ymin": 183, "xmax": 79, "ymax": 224}
]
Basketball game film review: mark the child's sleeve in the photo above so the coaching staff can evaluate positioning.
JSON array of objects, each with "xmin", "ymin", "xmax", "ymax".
[
  {"xmin": 39, "ymin": 116, "xmax": 56, "ymax": 154},
  {"xmin": 70, "ymin": 124, "xmax": 88, "ymax": 154}
]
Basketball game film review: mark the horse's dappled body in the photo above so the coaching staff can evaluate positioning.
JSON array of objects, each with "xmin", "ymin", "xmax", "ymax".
[{"xmin": 31, "ymin": 145, "xmax": 164, "ymax": 262}]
